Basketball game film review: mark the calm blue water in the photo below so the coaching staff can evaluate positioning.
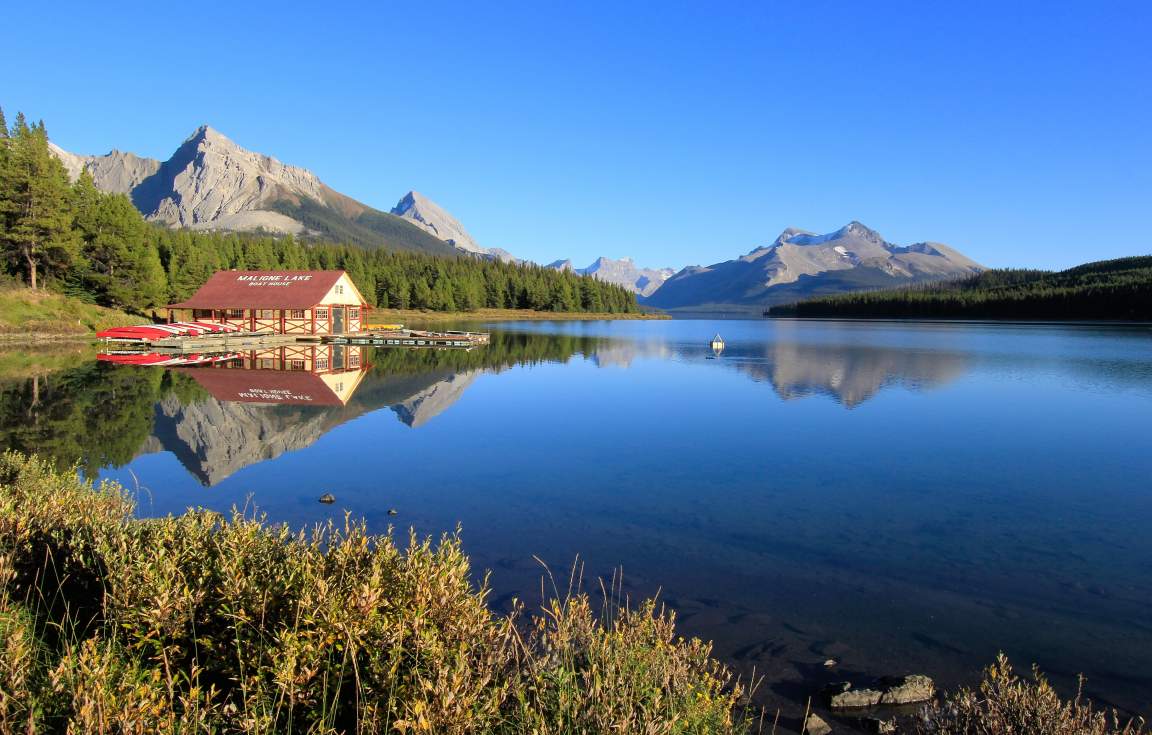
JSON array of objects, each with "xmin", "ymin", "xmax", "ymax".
[{"xmin": 6, "ymin": 319, "xmax": 1152, "ymax": 718}]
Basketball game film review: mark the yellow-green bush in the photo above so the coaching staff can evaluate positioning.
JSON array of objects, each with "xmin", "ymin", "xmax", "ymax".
[
  {"xmin": 918, "ymin": 655, "xmax": 1145, "ymax": 734},
  {"xmin": 0, "ymin": 451, "xmax": 749, "ymax": 734}
]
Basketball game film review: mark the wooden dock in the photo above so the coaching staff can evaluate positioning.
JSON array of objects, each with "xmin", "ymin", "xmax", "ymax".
[
  {"xmin": 328, "ymin": 330, "xmax": 490, "ymax": 349},
  {"xmin": 102, "ymin": 329, "xmax": 489, "ymax": 353}
]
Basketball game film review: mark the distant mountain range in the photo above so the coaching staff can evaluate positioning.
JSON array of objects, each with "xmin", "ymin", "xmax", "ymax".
[
  {"xmin": 645, "ymin": 222, "xmax": 984, "ymax": 310},
  {"xmin": 50, "ymin": 126, "xmax": 984, "ymax": 308},
  {"xmin": 547, "ymin": 257, "xmax": 676, "ymax": 297}
]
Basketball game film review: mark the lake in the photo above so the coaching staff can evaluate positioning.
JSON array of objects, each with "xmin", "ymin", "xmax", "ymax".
[{"xmin": 4, "ymin": 318, "xmax": 1152, "ymax": 720}]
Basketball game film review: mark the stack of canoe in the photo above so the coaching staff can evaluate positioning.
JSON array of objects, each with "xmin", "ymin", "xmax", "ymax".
[
  {"xmin": 96, "ymin": 321, "xmax": 244, "ymax": 340},
  {"xmin": 97, "ymin": 352, "xmax": 241, "ymax": 366}
]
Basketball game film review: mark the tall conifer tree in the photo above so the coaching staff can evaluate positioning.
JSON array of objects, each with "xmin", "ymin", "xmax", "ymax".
[{"xmin": 0, "ymin": 116, "xmax": 76, "ymax": 289}]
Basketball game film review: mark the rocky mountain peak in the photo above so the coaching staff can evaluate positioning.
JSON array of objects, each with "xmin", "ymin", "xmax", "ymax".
[
  {"xmin": 548, "ymin": 256, "xmax": 676, "ymax": 297},
  {"xmin": 129, "ymin": 125, "xmax": 328, "ymax": 231},
  {"xmin": 187, "ymin": 123, "xmax": 217, "ymax": 140},
  {"xmin": 173, "ymin": 125, "xmax": 235, "ymax": 156},
  {"xmin": 390, "ymin": 190, "xmax": 487, "ymax": 255},
  {"xmin": 774, "ymin": 227, "xmax": 815, "ymax": 244},
  {"xmin": 773, "ymin": 221, "xmax": 887, "ymax": 248},
  {"xmin": 398, "ymin": 190, "xmax": 426, "ymax": 205},
  {"xmin": 837, "ymin": 220, "xmax": 884, "ymax": 242}
]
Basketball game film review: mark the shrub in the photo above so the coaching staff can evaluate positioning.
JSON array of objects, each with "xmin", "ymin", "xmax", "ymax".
[
  {"xmin": 0, "ymin": 451, "xmax": 750, "ymax": 734},
  {"xmin": 919, "ymin": 653, "xmax": 1146, "ymax": 735}
]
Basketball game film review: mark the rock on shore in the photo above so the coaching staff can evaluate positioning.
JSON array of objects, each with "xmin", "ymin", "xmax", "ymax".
[
  {"xmin": 878, "ymin": 674, "xmax": 935, "ymax": 705},
  {"xmin": 803, "ymin": 712, "xmax": 832, "ymax": 735},
  {"xmin": 827, "ymin": 674, "xmax": 935, "ymax": 709}
]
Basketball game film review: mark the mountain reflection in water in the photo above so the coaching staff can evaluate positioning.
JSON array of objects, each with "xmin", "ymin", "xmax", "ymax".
[
  {"xmin": 0, "ymin": 329, "xmax": 975, "ymax": 485},
  {"xmin": 719, "ymin": 341, "xmax": 970, "ymax": 407}
]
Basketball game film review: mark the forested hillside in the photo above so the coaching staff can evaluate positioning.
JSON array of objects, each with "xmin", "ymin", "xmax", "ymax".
[
  {"xmin": 0, "ymin": 109, "xmax": 638, "ymax": 317},
  {"xmin": 769, "ymin": 257, "xmax": 1152, "ymax": 320}
]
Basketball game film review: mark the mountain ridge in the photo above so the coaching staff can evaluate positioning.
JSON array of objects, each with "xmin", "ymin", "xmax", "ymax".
[
  {"xmin": 49, "ymin": 128, "xmax": 982, "ymax": 306},
  {"xmin": 548, "ymin": 256, "xmax": 676, "ymax": 296},
  {"xmin": 390, "ymin": 190, "xmax": 517, "ymax": 261},
  {"xmin": 49, "ymin": 127, "xmax": 460, "ymax": 257},
  {"xmin": 644, "ymin": 222, "xmax": 983, "ymax": 309}
]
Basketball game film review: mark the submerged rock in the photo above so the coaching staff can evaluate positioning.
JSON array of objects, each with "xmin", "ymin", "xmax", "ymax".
[
  {"xmin": 827, "ymin": 673, "xmax": 935, "ymax": 709},
  {"xmin": 804, "ymin": 712, "xmax": 832, "ymax": 735},
  {"xmin": 878, "ymin": 674, "xmax": 935, "ymax": 705},
  {"xmin": 829, "ymin": 687, "xmax": 882, "ymax": 709}
]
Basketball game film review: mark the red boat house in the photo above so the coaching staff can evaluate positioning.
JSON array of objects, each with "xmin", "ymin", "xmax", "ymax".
[{"xmin": 167, "ymin": 270, "xmax": 368, "ymax": 335}]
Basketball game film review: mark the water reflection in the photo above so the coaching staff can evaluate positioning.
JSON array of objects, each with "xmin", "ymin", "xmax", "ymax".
[
  {"xmin": 174, "ymin": 345, "xmax": 368, "ymax": 406},
  {"xmin": 0, "ymin": 330, "xmax": 981, "ymax": 485},
  {"xmin": 0, "ymin": 332, "xmax": 609, "ymax": 484},
  {"xmin": 144, "ymin": 346, "xmax": 368, "ymax": 485},
  {"xmin": 721, "ymin": 342, "xmax": 970, "ymax": 407}
]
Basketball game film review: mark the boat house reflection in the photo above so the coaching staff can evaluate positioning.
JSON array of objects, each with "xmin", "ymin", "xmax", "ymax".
[{"xmin": 175, "ymin": 345, "xmax": 367, "ymax": 406}]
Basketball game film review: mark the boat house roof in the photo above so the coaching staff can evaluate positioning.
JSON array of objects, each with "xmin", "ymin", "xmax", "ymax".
[{"xmin": 169, "ymin": 270, "xmax": 362, "ymax": 309}]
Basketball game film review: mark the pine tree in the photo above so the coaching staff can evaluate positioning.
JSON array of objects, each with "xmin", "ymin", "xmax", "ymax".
[
  {"xmin": 74, "ymin": 176, "xmax": 166, "ymax": 309},
  {"xmin": 0, "ymin": 106, "xmax": 8, "ymax": 138},
  {"xmin": 164, "ymin": 233, "xmax": 221, "ymax": 303},
  {"xmin": 0, "ymin": 116, "xmax": 77, "ymax": 289}
]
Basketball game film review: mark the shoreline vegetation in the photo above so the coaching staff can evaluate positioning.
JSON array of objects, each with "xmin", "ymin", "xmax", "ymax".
[
  {"xmin": 768, "ymin": 256, "xmax": 1152, "ymax": 321},
  {"xmin": 0, "ymin": 285, "xmax": 668, "ymax": 339},
  {"xmin": 0, "ymin": 286, "xmax": 137, "ymax": 337},
  {"xmin": 1, "ymin": 452, "xmax": 1146, "ymax": 734},
  {"xmin": 0, "ymin": 452, "xmax": 749, "ymax": 734}
]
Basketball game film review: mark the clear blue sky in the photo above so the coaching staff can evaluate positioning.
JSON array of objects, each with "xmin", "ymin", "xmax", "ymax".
[{"xmin": 4, "ymin": 1, "xmax": 1150, "ymax": 270}]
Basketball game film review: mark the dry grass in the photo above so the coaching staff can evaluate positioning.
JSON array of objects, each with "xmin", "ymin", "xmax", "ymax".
[
  {"xmin": 918, "ymin": 653, "xmax": 1146, "ymax": 735},
  {"xmin": 0, "ymin": 286, "xmax": 139, "ymax": 336},
  {"xmin": 0, "ymin": 451, "xmax": 748, "ymax": 734}
]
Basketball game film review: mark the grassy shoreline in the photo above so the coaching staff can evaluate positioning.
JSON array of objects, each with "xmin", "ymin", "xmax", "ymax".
[{"xmin": 0, "ymin": 287, "xmax": 139, "ymax": 337}]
